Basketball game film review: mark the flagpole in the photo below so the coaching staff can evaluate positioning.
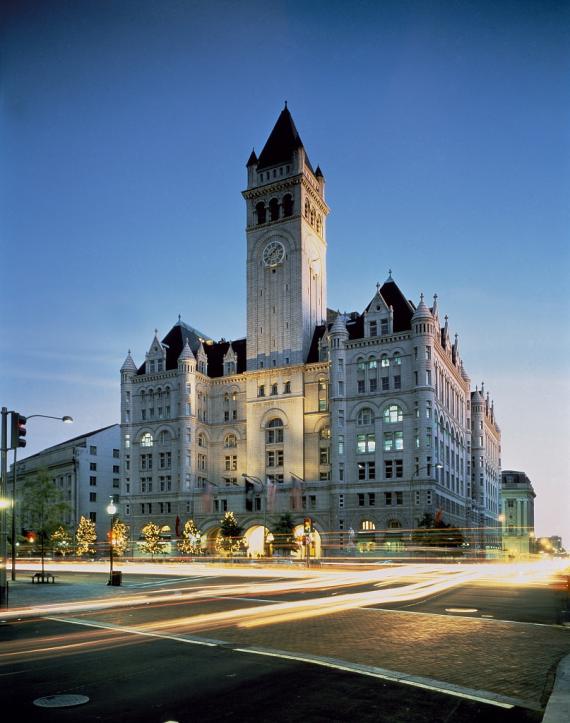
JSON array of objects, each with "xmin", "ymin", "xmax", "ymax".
[{"xmin": 242, "ymin": 474, "xmax": 267, "ymax": 557}]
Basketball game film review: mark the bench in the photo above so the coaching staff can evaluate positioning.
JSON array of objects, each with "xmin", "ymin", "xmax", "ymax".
[{"xmin": 32, "ymin": 572, "xmax": 55, "ymax": 584}]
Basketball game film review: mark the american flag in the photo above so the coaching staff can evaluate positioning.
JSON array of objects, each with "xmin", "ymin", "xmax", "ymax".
[{"xmin": 291, "ymin": 475, "xmax": 302, "ymax": 511}]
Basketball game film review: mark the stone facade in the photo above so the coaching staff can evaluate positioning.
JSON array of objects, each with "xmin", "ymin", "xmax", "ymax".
[
  {"xmin": 500, "ymin": 470, "xmax": 536, "ymax": 556},
  {"xmin": 119, "ymin": 107, "xmax": 502, "ymax": 555}
]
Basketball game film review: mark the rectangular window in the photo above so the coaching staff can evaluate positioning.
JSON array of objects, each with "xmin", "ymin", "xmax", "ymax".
[
  {"xmin": 426, "ymin": 346, "xmax": 431, "ymax": 360},
  {"xmin": 338, "ymin": 380, "xmax": 344, "ymax": 396},
  {"xmin": 382, "ymin": 376, "xmax": 389, "ymax": 391},
  {"xmin": 381, "ymin": 319, "xmax": 389, "ymax": 335},
  {"xmin": 396, "ymin": 491, "xmax": 403, "ymax": 505},
  {"xmin": 369, "ymin": 320, "xmax": 377, "ymax": 337},
  {"xmin": 384, "ymin": 433, "xmax": 393, "ymax": 451},
  {"xmin": 338, "ymin": 409, "xmax": 345, "ymax": 427},
  {"xmin": 368, "ymin": 493, "xmax": 375, "ymax": 506},
  {"xmin": 89, "ymin": 512, "xmax": 96, "ymax": 522},
  {"xmin": 426, "ymin": 401, "xmax": 432, "ymax": 419},
  {"xmin": 258, "ymin": 385, "xmax": 265, "ymax": 397},
  {"xmin": 369, "ymin": 378, "xmax": 377, "ymax": 393},
  {"xmin": 89, "ymin": 492, "xmax": 96, "ymax": 502},
  {"xmin": 384, "ymin": 460, "xmax": 393, "ymax": 479},
  {"xmin": 393, "ymin": 375, "xmax": 401, "ymax": 390},
  {"xmin": 426, "ymin": 429, "xmax": 432, "ymax": 448},
  {"xmin": 90, "ymin": 462, "xmax": 97, "ymax": 471},
  {"xmin": 358, "ymin": 493, "xmax": 365, "ymax": 506},
  {"xmin": 395, "ymin": 459, "xmax": 403, "ymax": 478},
  {"xmin": 338, "ymin": 434, "xmax": 344, "ymax": 455},
  {"xmin": 89, "ymin": 476, "xmax": 97, "ymax": 486},
  {"xmin": 90, "ymin": 446, "xmax": 97, "ymax": 455},
  {"xmin": 113, "ymin": 465, "xmax": 120, "ymax": 474},
  {"xmin": 426, "ymin": 370, "xmax": 432, "ymax": 385},
  {"xmin": 339, "ymin": 463, "xmax": 344, "ymax": 481},
  {"xmin": 357, "ymin": 379, "xmax": 365, "ymax": 394},
  {"xmin": 113, "ymin": 478, "xmax": 120, "ymax": 488},
  {"xmin": 394, "ymin": 431, "xmax": 404, "ymax": 450},
  {"xmin": 385, "ymin": 492, "xmax": 392, "ymax": 505}
]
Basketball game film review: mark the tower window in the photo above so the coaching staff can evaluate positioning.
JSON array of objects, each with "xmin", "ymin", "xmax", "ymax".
[
  {"xmin": 282, "ymin": 194, "xmax": 293, "ymax": 217},
  {"xmin": 269, "ymin": 198, "xmax": 279, "ymax": 221},
  {"xmin": 256, "ymin": 201, "xmax": 266, "ymax": 225}
]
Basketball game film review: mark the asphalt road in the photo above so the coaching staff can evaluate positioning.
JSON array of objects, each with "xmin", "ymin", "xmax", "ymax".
[{"xmin": 1, "ymin": 562, "xmax": 568, "ymax": 722}]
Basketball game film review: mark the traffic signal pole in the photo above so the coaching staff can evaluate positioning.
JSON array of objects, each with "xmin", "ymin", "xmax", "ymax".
[{"xmin": 1, "ymin": 408, "xmax": 8, "ymax": 607}]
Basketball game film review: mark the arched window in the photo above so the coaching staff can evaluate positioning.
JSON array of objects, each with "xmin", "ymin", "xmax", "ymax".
[
  {"xmin": 384, "ymin": 404, "xmax": 403, "ymax": 423},
  {"xmin": 159, "ymin": 430, "xmax": 170, "ymax": 445},
  {"xmin": 393, "ymin": 351, "xmax": 401, "ymax": 365},
  {"xmin": 269, "ymin": 198, "xmax": 279, "ymax": 222},
  {"xmin": 224, "ymin": 434, "xmax": 237, "ymax": 448},
  {"xmin": 310, "ymin": 208, "xmax": 316, "ymax": 226},
  {"xmin": 368, "ymin": 357, "xmax": 377, "ymax": 370},
  {"xmin": 388, "ymin": 519, "xmax": 402, "ymax": 529},
  {"xmin": 256, "ymin": 201, "xmax": 266, "ymax": 225},
  {"xmin": 198, "ymin": 433, "xmax": 207, "ymax": 448},
  {"xmin": 361, "ymin": 520, "xmax": 376, "ymax": 531},
  {"xmin": 140, "ymin": 433, "xmax": 153, "ymax": 447},
  {"xmin": 356, "ymin": 357, "xmax": 366, "ymax": 373},
  {"xmin": 304, "ymin": 199, "xmax": 310, "ymax": 218},
  {"xmin": 316, "ymin": 215, "xmax": 322, "ymax": 234},
  {"xmin": 282, "ymin": 194, "xmax": 293, "ymax": 217},
  {"xmin": 381, "ymin": 354, "xmax": 390, "ymax": 368},
  {"xmin": 319, "ymin": 426, "xmax": 331, "ymax": 440},
  {"xmin": 266, "ymin": 418, "xmax": 284, "ymax": 444},
  {"xmin": 357, "ymin": 408, "xmax": 374, "ymax": 426}
]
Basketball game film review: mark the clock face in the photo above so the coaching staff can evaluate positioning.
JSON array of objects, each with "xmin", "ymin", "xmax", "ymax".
[{"xmin": 262, "ymin": 240, "xmax": 285, "ymax": 267}]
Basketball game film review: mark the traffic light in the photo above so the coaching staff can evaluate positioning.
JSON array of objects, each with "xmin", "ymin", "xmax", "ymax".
[{"xmin": 10, "ymin": 412, "xmax": 27, "ymax": 449}]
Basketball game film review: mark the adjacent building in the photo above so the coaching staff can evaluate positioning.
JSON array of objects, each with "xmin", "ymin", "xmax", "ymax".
[
  {"xmin": 500, "ymin": 469, "xmax": 536, "ymax": 556},
  {"xmin": 119, "ymin": 106, "xmax": 502, "ymax": 556},
  {"xmin": 13, "ymin": 425, "xmax": 121, "ymax": 541}
]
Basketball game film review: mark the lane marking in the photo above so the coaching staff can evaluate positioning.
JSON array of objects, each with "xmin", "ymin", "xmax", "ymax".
[
  {"xmin": 44, "ymin": 615, "xmax": 541, "ymax": 711},
  {"xmin": 45, "ymin": 616, "xmax": 221, "ymax": 647}
]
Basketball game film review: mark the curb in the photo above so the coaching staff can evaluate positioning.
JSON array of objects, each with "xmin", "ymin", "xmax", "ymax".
[{"xmin": 543, "ymin": 653, "xmax": 570, "ymax": 722}]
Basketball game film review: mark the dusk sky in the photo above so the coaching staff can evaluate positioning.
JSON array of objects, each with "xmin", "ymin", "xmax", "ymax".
[{"xmin": 1, "ymin": 1, "xmax": 568, "ymax": 540}]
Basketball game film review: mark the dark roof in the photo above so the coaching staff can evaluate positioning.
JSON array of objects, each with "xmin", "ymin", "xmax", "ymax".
[
  {"xmin": 257, "ymin": 106, "xmax": 313, "ymax": 172},
  {"xmin": 204, "ymin": 338, "xmax": 247, "ymax": 378},
  {"xmin": 378, "ymin": 280, "xmax": 414, "ymax": 332},
  {"xmin": 137, "ymin": 321, "xmax": 211, "ymax": 375}
]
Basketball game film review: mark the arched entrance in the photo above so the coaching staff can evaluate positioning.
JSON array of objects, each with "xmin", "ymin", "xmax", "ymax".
[
  {"xmin": 244, "ymin": 524, "xmax": 269, "ymax": 558},
  {"xmin": 292, "ymin": 524, "xmax": 322, "ymax": 559}
]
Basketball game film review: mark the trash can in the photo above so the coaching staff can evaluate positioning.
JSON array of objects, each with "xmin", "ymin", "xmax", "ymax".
[{"xmin": 109, "ymin": 570, "xmax": 122, "ymax": 586}]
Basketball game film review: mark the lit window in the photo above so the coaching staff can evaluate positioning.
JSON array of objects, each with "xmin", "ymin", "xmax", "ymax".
[
  {"xmin": 357, "ymin": 408, "xmax": 374, "ymax": 426},
  {"xmin": 140, "ymin": 433, "xmax": 153, "ymax": 447},
  {"xmin": 384, "ymin": 404, "xmax": 403, "ymax": 423},
  {"xmin": 381, "ymin": 355, "xmax": 390, "ymax": 367}
]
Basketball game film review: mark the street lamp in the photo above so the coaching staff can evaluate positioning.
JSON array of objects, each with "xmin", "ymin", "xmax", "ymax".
[
  {"xmin": 409, "ymin": 462, "xmax": 443, "ymax": 543},
  {"xmin": 10, "ymin": 413, "xmax": 73, "ymax": 581},
  {"xmin": 106, "ymin": 498, "xmax": 117, "ymax": 585},
  {"xmin": 242, "ymin": 474, "xmax": 268, "ymax": 556}
]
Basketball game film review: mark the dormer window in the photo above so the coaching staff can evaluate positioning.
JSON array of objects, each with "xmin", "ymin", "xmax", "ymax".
[
  {"xmin": 149, "ymin": 360, "xmax": 155, "ymax": 373},
  {"xmin": 369, "ymin": 321, "xmax": 377, "ymax": 337},
  {"xmin": 157, "ymin": 360, "xmax": 163, "ymax": 372},
  {"xmin": 381, "ymin": 319, "xmax": 389, "ymax": 335}
]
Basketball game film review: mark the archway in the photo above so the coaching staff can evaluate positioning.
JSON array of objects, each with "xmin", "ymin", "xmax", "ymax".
[{"xmin": 244, "ymin": 524, "xmax": 269, "ymax": 558}]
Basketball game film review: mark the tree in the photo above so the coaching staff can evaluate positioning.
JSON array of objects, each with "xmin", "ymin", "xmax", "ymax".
[
  {"xmin": 140, "ymin": 522, "xmax": 167, "ymax": 557},
  {"xmin": 215, "ymin": 511, "xmax": 247, "ymax": 555},
  {"xmin": 177, "ymin": 519, "xmax": 202, "ymax": 555},
  {"xmin": 413, "ymin": 512, "xmax": 464, "ymax": 550},
  {"xmin": 50, "ymin": 526, "xmax": 73, "ymax": 556},
  {"xmin": 76, "ymin": 516, "xmax": 97, "ymax": 557},
  {"xmin": 112, "ymin": 519, "xmax": 130, "ymax": 556},
  {"xmin": 271, "ymin": 513, "xmax": 299, "ymax": 556},
  {"xmin": 21, "ymin": 470, "xmax": 70, "ymax": 575}
]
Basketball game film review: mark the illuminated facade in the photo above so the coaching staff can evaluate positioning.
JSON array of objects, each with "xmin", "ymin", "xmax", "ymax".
[
  {"xmin": 119, "ymin": 107, "xmax": 501, "ymax": 554},
  {"xmin": 500, "ymin": 470, "xmax": 535, "ymax": 556}
]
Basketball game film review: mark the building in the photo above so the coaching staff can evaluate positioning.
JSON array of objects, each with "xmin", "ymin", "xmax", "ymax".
[
  {"xmin": 13, "ymin": 425, "xmax": 120, "ymax": 541},
  {"xmin": 500, "ymin": 470, "xmax": 536, "ymax": 556},
  {"xmin": 119, "ymin": 106, "xmax": 501, "ymax": 556}
]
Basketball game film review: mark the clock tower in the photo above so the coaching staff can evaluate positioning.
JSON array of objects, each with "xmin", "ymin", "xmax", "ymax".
[{"xmin": 243, "ymin": 105, "xmax": 329, "ymax": 370}]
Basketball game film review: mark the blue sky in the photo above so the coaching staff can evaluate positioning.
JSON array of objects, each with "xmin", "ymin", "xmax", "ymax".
[{"xmin": 1, "ymin": 0, "xmax": 568, "ymax": 539}]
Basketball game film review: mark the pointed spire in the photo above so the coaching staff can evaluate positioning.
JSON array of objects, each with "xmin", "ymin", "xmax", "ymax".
[
  {"xmin": 386, "ymin": 269, "xmax": 393, "ymax": 282},
  {"xmin": 178, "ymin": 338, "xmax": 195, "ymax": 362},
  {"xmin": 412, "ymin": 292, "xmax": 431, "ymax": 320},
  {"xmin": 330, "ymin": 311, "xmax": 348, "ymax": 335},
  {"xmin": 432, "ymin": 293, "xmax": 438, "ymax": 317},
  {"xmin": 246, "ymin": 148, "xmax": 258, "ymax": 167},
  {"xmin": 121, "ymin": 350, "xmax": 137, "ymax": 372},
  {"xmin": 315, "ymin": 165, "xmax": 324, "ymax": 178},
  {"xmin": 257, "ymin": 105, "xmax": 311, "ymax": 170}
]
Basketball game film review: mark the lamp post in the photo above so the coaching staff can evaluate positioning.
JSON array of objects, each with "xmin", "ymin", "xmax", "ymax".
[
  {"xmin": 409, "ymin": 462, "xmax": 443, "ymax": 544},
  {"xmin": 242, "ymin": 474, "xmax": 267, "ymax": 556},
  {"xmin": 106, "ymin": 498, "xmax": 117, "ymax": 585},
  {"xmin": 10, "ymin": 413, "xmax": 73, "ymax": 582}
]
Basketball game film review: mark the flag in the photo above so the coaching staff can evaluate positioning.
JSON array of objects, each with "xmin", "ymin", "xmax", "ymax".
[
  {"xmin": 266, "ymin": 477, "xmax": 277, "ymax": 512},
  {"xmin": 202, "ymin": 481, "xmax": 213, "ymax": 513},
  {"xmin": 291, "ymin": 475, "xmax": 302, "ymax": 511},
  {"xmin": 244, "ymin": 479, "xmax": 254, "ymax": 511},
  {"xmin": 175, "ymin": 515, "xmax": 181, "ymax": 537}
]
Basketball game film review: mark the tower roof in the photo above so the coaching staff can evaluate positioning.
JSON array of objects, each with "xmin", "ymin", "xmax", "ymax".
[
  {"xmin": 121, "ymin": 351, "xmax": 137, "ymax": 372},
  {"xmin": 257, "ymin": 105, "xmax": 313, "ymax": 171}
]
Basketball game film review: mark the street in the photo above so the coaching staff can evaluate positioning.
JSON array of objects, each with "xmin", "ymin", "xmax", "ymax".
[{"xmin": 1, "ymin": 560, "xmax": 569, "ymax": 722}]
